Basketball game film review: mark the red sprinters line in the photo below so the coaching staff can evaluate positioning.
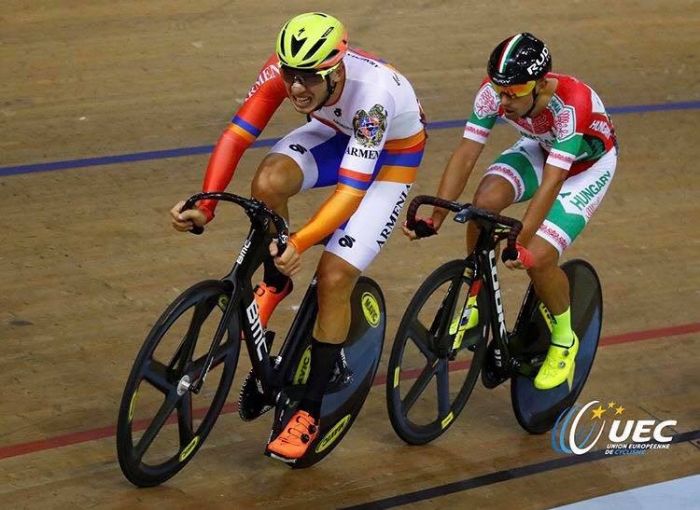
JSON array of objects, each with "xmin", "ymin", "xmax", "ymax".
[{"xmin": 0, "ymin": 321, "xmax": 698, "ymax": 461}]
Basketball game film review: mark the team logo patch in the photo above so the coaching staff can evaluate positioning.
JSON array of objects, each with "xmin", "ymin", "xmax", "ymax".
[
  {"xmin": 550, "ymin": 96, "xmax": 577, "ymax": 141},
  {"xmin": 353, "ymin": 104, "xmax": 387, "ymax": 147},
  {"xmin": 475, "ymin": 85, "xmax": 499, "ymax": 119}
]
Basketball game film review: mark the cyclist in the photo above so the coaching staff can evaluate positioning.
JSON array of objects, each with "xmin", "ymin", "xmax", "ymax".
[
  {"xmin": 404, "ymin": 33, "xmax": 617, "ymax": 390},
  {"xmin": 170, "ymin": 12, "xmax": 426, "ymax": 460}
]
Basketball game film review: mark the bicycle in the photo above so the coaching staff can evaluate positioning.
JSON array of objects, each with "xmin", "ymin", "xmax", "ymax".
[
  {"xmin": 116, "ymin": 192, "xmax": 386, "ymax": 486},
  {"xmin": 386, "ymin": 195, "xmax": 602, "ymax": 444}
]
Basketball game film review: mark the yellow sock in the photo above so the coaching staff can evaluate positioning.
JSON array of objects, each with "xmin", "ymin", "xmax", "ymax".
[{"xmin": 552, "ymin": 307, "xmax": 574, "ymax": 348}]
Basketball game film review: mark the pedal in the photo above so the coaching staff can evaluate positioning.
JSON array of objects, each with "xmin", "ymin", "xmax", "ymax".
[
  {"xmin": 265, "ymin": 450, "xmax": 298, "ymax": 466},
  {"xmin": 264, "ymin": 394, "xmax": 302, "ymax": 466},
  {"xmin": 328, "ymin": 348, "xmax": 353, "ymax": 387}
]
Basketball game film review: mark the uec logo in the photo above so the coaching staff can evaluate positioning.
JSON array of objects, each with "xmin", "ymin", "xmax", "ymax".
[{"xmin": 552, "ymin": 400, "xmax": 677, "ymax": 455}]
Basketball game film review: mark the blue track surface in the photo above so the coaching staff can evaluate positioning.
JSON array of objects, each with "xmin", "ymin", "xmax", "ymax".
[{"xmin": 2, "ymin": 100, "xmax": 698, "ymax": 177}]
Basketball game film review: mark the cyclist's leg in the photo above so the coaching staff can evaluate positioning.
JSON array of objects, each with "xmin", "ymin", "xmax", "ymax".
[
  {"xmin": 268, "ymin": 136, "xmax": 422, "ymax": 459},
  {"xmin": 250, "ymin": 153, "xmax": 303, "ymax": 218},
  {"xmin": 252, "ymin": 120, "xmax": 348, "ymax": 327},
  {"xmin": 527, "ymin": 238, "xmax": 570, "ymax": 316},
  {"xmin": 531, "ymin": 148, "xmax": 618, "ymax": 389},
  {"xmin": 463, "ymin": 138, "xmax": 544, "ymax": 327},
  {"xmin": 252, "ymin": 118, "xmax": 346, "ymax": 213},
  {"xmin": 316, "ymin": 134, "xmax": 423, "ymax": 345},
  {"xmin": 314, "ymin": 252, "xmax": 361, "ymax": 343},
  {"xmin": 307, "ymin": 166, "xmax": 418, "ymax": 401},
  {"xmin": 468, "ymin": 137, "xmax": 544, "ymax": 252},
  {"xmin": 467, "ymin": 175, "xmax": 515, "ymax": 253}
]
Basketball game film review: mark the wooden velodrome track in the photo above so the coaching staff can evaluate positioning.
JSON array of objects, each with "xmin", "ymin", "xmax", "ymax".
[{"xmin": 2, "ymin": 1, "xmax": 699, "ymax": 508}]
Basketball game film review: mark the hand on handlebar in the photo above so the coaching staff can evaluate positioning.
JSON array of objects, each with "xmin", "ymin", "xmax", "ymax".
[
  {"xmin": 170, "ymin": 200, "xmax": 207, "ymax": 233},
  {"xmin": 402, "ymin": 216, "xmax": 437, "ymax": 241},
  {"xmin": 502, "ymin": 242, "xmax": 534, "ymax": 270},
  {"xmin": 270, "ymin": 240, "xmax": 301, "ymax": 277}
]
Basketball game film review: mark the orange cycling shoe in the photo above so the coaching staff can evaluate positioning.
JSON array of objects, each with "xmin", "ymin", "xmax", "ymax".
[
  {"xmin": 266, "ymin": 410, "xmax": 319, "ymax": 461},
  {"xmin": 254, "ymin": 279, "xmax": 293, "ymax": 329}
]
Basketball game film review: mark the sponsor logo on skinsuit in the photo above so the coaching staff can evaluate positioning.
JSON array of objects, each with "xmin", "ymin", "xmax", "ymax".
[{"xmin": 339, "ymin": 235, "xmax": 356, "ymax": 248}]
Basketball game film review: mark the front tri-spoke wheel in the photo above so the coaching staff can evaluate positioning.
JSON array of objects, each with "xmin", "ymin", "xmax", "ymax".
[
  {"xmin": 116, "ymin": 280, "xmax": 240, "ymax": 487},
  {"xmin": 386, "ymin": 260, "xmax": 489, "ymax": 445}
]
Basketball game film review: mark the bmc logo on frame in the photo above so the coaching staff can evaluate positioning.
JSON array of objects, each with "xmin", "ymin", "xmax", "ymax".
[{"xmin": 551, "ymin": 400, "xmax": 677, "ymax": 456}]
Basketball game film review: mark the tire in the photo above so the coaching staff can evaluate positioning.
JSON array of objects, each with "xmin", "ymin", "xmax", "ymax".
[
  {"xmin": 510, "ymin": 259, "xmax": 603, "ymax": 434},
  {"xmin": 116, "ymin": 280, "xmax": 241, "ymax": 486},
  {"xmin": 386, "ymin": 259, "xmax": 489, "ymax": 445}
]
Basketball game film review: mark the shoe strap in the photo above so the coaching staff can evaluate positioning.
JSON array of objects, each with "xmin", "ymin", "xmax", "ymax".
[{"xmin": 551, "ymin": 338, "xmax": 574, "ymax": 349}]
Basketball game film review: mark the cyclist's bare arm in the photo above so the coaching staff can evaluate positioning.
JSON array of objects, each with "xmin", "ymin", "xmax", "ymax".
[
  {"xmin": 171, "ymin": 54, "xmax": 286, "ymax": 231},
  {"xmin": 402, "ymin": 138, "xmax": 483, "ymax": 241},
  {"xmin": 431, "ymin": 138, "xmax": 485, "ymax": 229}
]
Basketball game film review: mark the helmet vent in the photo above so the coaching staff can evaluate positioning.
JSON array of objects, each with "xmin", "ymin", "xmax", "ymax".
[
  {"xmin": 291, "ymin": 34, "xmax": 307, "ymax": 57},
  {"xmin": 303, "ymin": 38, "xmax": 327, "ymax": 62}
]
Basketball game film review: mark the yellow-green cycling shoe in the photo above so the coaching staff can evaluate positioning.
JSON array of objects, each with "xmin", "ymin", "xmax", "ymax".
[
  {"xmin": 464, "ymin": 305, "xmax": 479, "ymax": 330},
  {"xmin": 449, "ymin": 296, "xmax": 479, "ymax": 335},
  {"xmin": 534, "ymin": 333, "xmax": 579, "ymax": 390}
]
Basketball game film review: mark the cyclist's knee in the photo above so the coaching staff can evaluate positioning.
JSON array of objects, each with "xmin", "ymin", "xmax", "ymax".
[
  {"xmin": 525, "ymin": 237, "xmax": 560, "ymax": 274},
  {"xmin": 316, "ymin": 257, "xmax": 360, "ymax": 303},
  {"xmin": 251, "ymin": 155, "xmax": 302, "ymax": 203}
]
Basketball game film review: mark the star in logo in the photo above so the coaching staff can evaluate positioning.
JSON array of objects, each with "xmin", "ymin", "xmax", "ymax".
[
  {"xmin": 615, "ymin": 405, "xmax": 625, "ymax": 415},
  {"xmin": 591, "ymin": 405, "xmax": 606, "ymax": 420},
  {"xmin": 607, "ymin": 401, "xmax": 616, "ymax": 408}
]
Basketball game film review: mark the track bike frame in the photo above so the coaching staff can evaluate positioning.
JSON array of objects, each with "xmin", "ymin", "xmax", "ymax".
[
  {"xmin": 406, "ymin": 195, "xmax": 540, "ymax": 384},
  {"xmin": 181, "ymin": 191, "xmax": 301, "ymax": 403}
]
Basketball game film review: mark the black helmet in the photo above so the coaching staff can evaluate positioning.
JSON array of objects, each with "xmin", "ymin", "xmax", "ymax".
[{"xmin": 487, "ymin": 33, "xmax": 551, "ymax": 86}]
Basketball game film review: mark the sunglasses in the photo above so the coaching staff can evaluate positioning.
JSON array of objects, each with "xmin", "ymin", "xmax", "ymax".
[
  {"xmin": 491, "ymin": 80, "xmax": 536, "ymax": 98},
  {"xmin": 280, "ymin": 63, "xmax": 339, "ymax": 87}
]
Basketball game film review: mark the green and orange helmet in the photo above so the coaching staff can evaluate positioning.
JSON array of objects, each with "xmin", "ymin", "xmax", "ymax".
[{"xmin": 276, "ymin": 12, "xmax": 348, "ymax": 75}]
